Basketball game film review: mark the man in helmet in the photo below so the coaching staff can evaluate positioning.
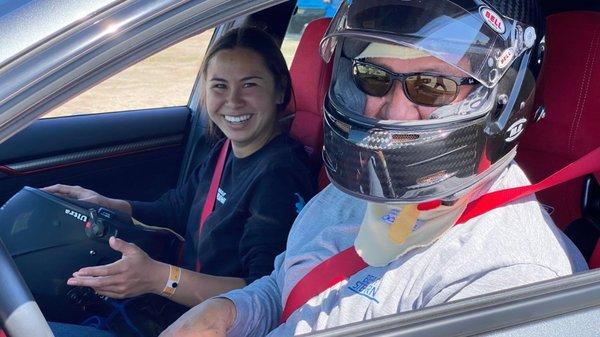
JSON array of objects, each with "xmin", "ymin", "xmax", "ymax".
[{"xmin": 160, "ymin": 1, "xmax": 587, "ymax": 336}]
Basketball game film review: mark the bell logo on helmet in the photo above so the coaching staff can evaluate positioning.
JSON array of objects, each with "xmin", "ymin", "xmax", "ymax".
[
  {"xmin": 65, "ymin": 209, "xmax": 88, "ymax": 222},
  {"xmin": 498, "ymin": 48, "xmax": 515, "ymax": 69},
  {"xmin": 480, "ymin": 7, "xmax": 505, "ymax": 34},
  {"xmin": 505, "ymin": 118, "xmax": 528, "ymax": 142}
]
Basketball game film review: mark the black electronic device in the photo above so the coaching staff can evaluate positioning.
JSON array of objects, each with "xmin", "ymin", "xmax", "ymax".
[{"xmin": 0, "ymin": 186, "xmax": 184, "ymax": 324}]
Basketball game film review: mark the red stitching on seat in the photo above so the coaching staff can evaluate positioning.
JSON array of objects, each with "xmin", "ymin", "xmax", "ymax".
[{"xmin": 568, "ymin": 24, "xmax": 600, "ymax": 153}]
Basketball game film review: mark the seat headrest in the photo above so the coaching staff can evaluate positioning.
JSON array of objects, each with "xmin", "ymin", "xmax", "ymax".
[
  {"xmin": 288, "ymin": 18, "xmax": 332, "ymax": 169},
  {"xmin": 517, "ymin": 11, "xmax": 600, "ymax": 228}
]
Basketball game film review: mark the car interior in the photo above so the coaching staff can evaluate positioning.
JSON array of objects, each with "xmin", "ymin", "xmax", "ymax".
[
  {"xmin": 0, "ymin": 0, "xmax": 599, "ymax": 336},
  {"xmin": 516, "ymin": 9, "xmax": 600, "ymax": 268}
]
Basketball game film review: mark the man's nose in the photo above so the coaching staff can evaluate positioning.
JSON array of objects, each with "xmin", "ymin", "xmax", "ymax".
[{"xmin": 384, "ymin": 82, "xmax": 421, "ymax": 121}]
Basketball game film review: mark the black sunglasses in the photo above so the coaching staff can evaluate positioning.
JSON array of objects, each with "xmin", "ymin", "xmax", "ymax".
[{"xmin": 352, "ymin": 59, "xmax": 477, "ymax": 107}]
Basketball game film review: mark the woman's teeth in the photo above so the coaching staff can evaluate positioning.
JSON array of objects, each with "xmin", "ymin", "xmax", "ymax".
[{"xmin": 224, "ymin": 114, "xmax": 251, "ymax": 124}]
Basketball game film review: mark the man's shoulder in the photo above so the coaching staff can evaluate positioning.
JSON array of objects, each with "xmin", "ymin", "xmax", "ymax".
[
  {"xmin": 433, "ymin": 192, "xmax": 586, "ymax": 281},
  {"xmin": 380, "ymin": 197, "xmax": 585, "ymax": 307},
  {"xmin": 286, "ymin": 185, "xmax": 365, "ymax": 250},
  {"xmin": 407, "ymin": 163, "xmax": 586, "ymax": 297},
  {"xmin": 301, "ymin": 184, "xmax": 364, "ymax": 217}
]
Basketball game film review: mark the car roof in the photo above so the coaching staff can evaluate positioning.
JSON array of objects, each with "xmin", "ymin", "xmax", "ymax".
[{"xmin": 0, "ymin": 0, "xmax": 118, "ymax": 66}]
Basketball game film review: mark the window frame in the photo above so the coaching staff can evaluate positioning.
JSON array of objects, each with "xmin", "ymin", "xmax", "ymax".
[{"xmin": 308, "ymin": 269, "xmax": 600, "ymax": 336}]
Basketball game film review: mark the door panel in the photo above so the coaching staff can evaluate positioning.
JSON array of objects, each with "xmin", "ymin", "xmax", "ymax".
[{"xmin": 0, "ymin": 107, "xmax": 191, "ymax": 205}]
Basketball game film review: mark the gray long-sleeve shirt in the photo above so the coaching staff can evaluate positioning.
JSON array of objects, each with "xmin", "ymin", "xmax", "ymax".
[{"xmin": 223, "ymin": 163, "xmax": 588, "ymax": 336}]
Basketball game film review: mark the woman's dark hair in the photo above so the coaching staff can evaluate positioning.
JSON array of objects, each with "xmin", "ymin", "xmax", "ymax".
[{"xmin": 200, "ymin": 27, "xmax": 292, "ymax": 138}]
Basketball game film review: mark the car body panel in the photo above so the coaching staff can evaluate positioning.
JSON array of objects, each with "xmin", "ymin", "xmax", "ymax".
[
  {"xmin": 0, "ymin": 0, "xmax": 119, "ymax": 66},
  {"xmin": 0, "ymin": 107, "xmax": 189, "ymax": 205}
]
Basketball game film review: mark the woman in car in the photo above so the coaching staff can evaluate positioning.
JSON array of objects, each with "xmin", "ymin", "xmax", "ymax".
[{"xmin": 44, "ymin": 26, "xmax": 315, "ymax": 334}]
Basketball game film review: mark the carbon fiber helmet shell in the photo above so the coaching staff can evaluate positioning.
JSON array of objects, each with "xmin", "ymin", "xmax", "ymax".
[{"xmin": 321, "ymin": 0, "xmax": 542, "ymax": 203}]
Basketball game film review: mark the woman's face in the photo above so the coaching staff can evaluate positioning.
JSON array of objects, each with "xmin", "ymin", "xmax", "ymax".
[{"xmin": 205, "ymin": 47, "xmax": 282, "ymax": 157}]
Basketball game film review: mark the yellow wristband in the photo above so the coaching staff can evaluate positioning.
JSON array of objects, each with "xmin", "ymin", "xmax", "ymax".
[{"xmin": 161, "ymin": 265, "xmax": 181, "ymax": 297}]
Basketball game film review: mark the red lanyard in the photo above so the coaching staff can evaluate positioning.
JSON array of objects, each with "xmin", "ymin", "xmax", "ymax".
[
  {"xmin": 280, "ymin": 146, "xmax": 600, "ymax": 323},
  {"xmin": 196, "ymin": 138, "xmax": 230, "ymax": 272}
]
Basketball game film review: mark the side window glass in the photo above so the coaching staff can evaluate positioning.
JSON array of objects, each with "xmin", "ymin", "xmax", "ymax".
[
  {"xmin": 281, "ymin": 0, "xmax": 341, "ymax": 67},
  {"xmin": 44, "ymin": 29, "xmax": 215, "ymax": 118}
]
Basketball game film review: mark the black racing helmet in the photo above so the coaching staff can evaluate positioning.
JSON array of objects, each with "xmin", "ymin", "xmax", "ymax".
[
  {"xmin": 321, "ymin": 0, "xmax": 543, "ymax": 203},
  {"xmin": 0, "ymin": 186, "xmax": 183, "ymax": 324}
]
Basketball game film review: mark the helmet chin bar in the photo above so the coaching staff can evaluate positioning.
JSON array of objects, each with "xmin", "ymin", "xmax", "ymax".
[{"xmin": 324, "ymin": 140, "xmax": 516, "ymax": 205}]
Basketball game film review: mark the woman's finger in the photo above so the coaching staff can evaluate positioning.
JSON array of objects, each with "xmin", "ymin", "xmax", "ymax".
[
  {"xmin": 67, "ymin": 275, "xmax": 119, "ymax": 289},
  {"xmin": 108, "ymin": 236, "xmax": 142, "ymax": 256},
  {"xmin": 41, "ymin": 184, "xmax": 74, "ymax": 196},
  {"xmin": 74, "ymin": 260, "xmax": 124, "ymax": 277}
]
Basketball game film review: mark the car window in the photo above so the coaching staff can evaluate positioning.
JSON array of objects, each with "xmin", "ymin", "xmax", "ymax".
[
  {"xmin": 280, "ymin": 0, "xmax": 341, "ymax": 67},
  {"xmin": 44, "ymin": 29, "xmax": 215, "ymax": 118}
]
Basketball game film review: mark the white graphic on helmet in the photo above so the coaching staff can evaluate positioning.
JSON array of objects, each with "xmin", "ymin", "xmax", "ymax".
[
  {"xmin": 498, "ymin": 48, "xmax": 515, "ymax": 69},
  {"xmin": 505, "ymin": 118, "xmax": 528, "ymax": 142},
  {"xmin": 480, "ymin": 7, "xmax": 506, "ymax": 34},
  {"xmin": 524, "ymin": 26, "xmax": 537, "ymax": 48}
]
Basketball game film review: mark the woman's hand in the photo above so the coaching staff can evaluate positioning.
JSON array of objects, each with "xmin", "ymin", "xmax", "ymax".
[
  {"xmin": 41, "ymin": 184, "xmax": 132, "ymax": 215},
  {"xmin": 160, "ymin": 298, "xmax": 237, "ymax": 337},
  {"xmin": 67, "ymin": 236, "xmax": 167, "ymax": 299}
]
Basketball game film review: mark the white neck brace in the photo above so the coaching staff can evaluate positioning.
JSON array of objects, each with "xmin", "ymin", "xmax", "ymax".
[{"xmin": 354, "ymin": 198, "xmax": 469, "ymax": 267}]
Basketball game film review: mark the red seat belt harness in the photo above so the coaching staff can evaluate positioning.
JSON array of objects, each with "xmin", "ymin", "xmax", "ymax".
[
  {"xmin": 281, "ymin": 146, "xmax": 600, "ymax": 323},
  {"xmin": 195, "ymin": 139, "xmax": 230, "ymax": 272}
]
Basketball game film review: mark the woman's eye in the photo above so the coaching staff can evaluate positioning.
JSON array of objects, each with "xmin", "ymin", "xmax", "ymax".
[
  {"xmin": 243, "ymin": 82, "xmax": 257, "ymax": 88},
  {"xmin": 211, "ymin": 83, "xmax": 227, "ymax": 89}
]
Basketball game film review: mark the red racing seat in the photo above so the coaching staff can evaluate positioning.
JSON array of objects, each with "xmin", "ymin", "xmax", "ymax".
[
  {"xmin": 287, "ymin": 18, "xmax": 332, "ymax": 190},
  {"xmin": 516, "ymin": 11, "xmax": 600, "ymax": 268}
]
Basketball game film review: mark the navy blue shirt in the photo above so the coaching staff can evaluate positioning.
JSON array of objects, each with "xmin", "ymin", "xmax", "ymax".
[{"xmin": 130, "ymin": 134, "xmax": 315, "ymax": 284}]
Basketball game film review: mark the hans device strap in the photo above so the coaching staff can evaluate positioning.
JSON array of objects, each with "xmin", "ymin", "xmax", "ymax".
[
  {"xmin": 280, "ymin": 146, "xmax": 600, "ymax": 323},
  {"xmin": 196, "ymin": 139, "xmax": 230, "ymax": 272}
]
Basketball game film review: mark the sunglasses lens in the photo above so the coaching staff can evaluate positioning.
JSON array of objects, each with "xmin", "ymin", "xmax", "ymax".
[
  {"xmin": 353, "ymin": 63, "xmax": 392, "ymax": 97},
  {"xmin": 405, "ymin": 75, "xmax": 458, "ymax": 106}
]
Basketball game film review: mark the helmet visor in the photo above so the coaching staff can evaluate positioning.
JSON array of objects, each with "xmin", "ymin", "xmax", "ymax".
[{"xmin": 321, "ymin": 0, "xmax": 536, "ymax": 88}]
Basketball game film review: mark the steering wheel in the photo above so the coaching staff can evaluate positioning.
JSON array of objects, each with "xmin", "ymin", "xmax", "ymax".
[{"xmin": 0, "ymin": 239, "xmax": 54, "ymax": 337}]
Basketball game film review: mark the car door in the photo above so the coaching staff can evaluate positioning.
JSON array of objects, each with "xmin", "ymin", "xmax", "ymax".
[{"xmin": 0, "ymin": 104, "xmax": 191, "ymax": 205}]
